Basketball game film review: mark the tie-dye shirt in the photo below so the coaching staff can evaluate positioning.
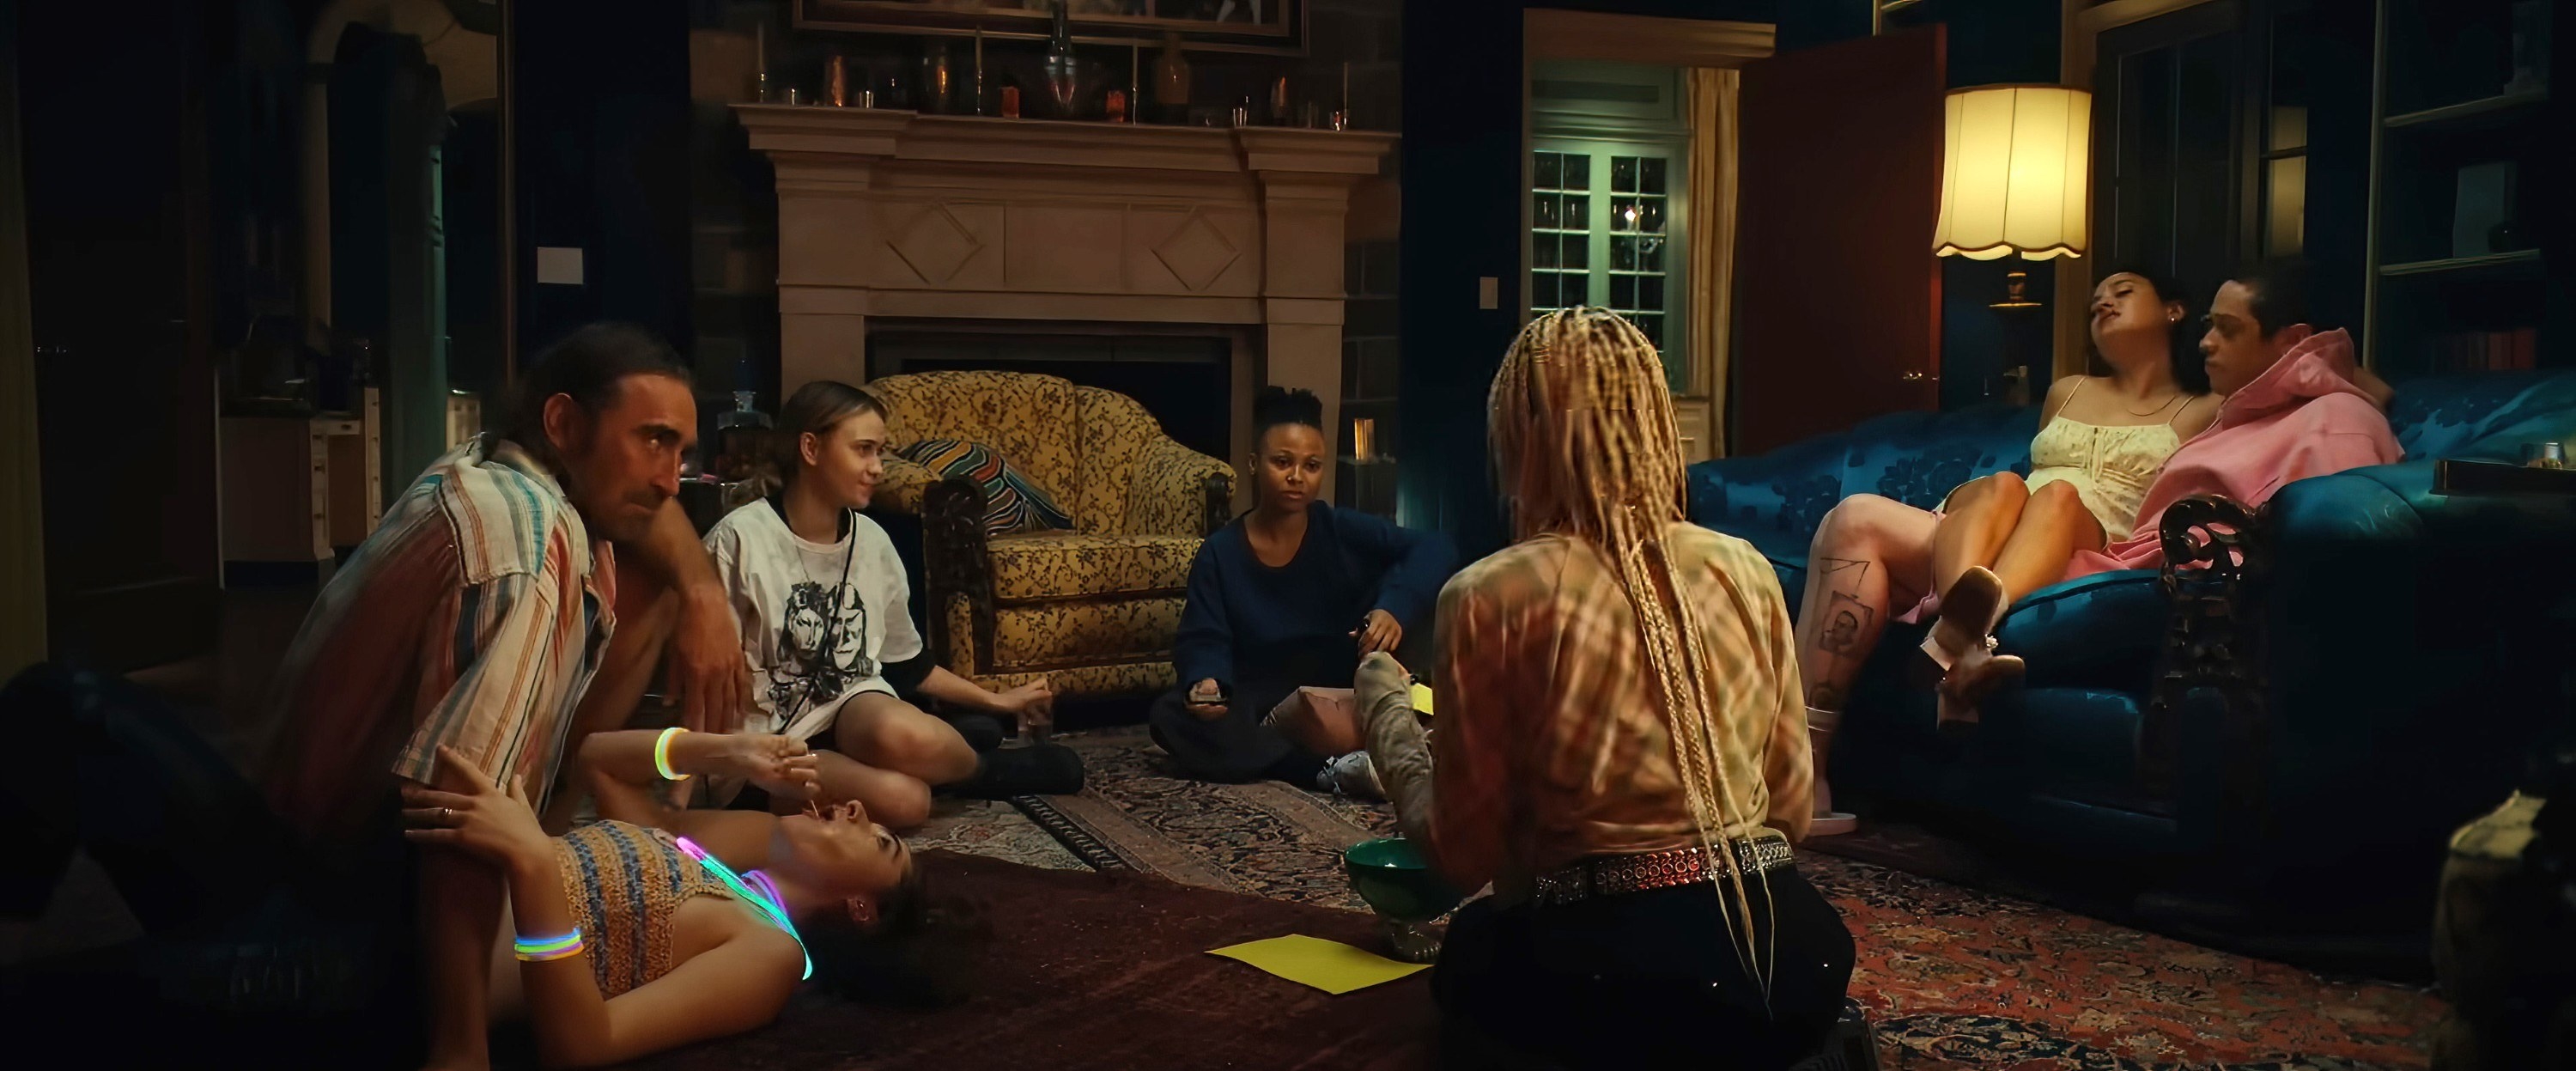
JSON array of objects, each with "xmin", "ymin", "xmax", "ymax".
[
  {"xmin": 258, "ymin": 435, "xmax": 617, "ymax": 842},
  {"xmin": 1424, "ymin": 524, "xmax": 1813, "ymax": 888}
]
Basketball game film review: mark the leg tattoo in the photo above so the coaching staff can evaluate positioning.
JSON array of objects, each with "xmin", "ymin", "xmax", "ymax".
[
  {"xmin": 1820, "ymin": 595, "xmax": 1874, "ymax": 655},
  {"xmin": 1807, "ymin": 557, "xmax": 1879, "ymax": 702}
]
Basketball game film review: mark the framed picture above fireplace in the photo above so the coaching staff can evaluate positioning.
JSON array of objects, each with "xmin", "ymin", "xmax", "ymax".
[{"xmin": 793, "ymin": 0, "xmax": 1307, "ymax": 55}]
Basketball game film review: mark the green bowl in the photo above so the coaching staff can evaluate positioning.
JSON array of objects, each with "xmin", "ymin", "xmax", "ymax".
[{"xmin": 1344, "ymin": 837, "xmax": 1465, "ymax": 922}]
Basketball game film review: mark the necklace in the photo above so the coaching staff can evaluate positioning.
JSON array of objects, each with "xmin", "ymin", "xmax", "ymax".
[
  {"xmin": 673, "ymin": 836, "xmax": 811, "ymax": 980},
  {"xmin": 2121, "ymin": 392, "xmax": 2184, "ymax": 417}
]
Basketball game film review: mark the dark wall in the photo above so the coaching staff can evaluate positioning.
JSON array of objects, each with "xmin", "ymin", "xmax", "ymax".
[
  {"xmin": 1884, "ymin": 0, "xmax": 2062, "ymax": 410},
  {"xmin": 513, "ymin": 0, "xmax": 697, "ymax": 361},
  {"xmin": 1396, "ymin": 0, "xmax": 1528, "ymax": 555},
  {"xmin": 2298, "ymin": 0, "xmax": 2376, "ymax": 344}
]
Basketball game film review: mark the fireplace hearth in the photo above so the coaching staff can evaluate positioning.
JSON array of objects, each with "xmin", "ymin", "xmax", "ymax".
[
  {"xmin": 732, "ymin": 106, "xmax": 1394, "ymax": 500},
  {"xmin": 869, "ymin": 328, "xmax": 1236, "ymax": 465}
]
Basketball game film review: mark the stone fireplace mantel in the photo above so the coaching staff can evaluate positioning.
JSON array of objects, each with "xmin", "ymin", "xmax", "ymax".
[{"xmin": 734, "ymin": 105, "xmax": 1396, "ymax": 492}]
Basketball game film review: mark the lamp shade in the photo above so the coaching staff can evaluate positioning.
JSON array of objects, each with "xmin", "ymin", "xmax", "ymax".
[{"xmin": 1932, "ymin": 86, "xmax": 2091, "ymax": 261}]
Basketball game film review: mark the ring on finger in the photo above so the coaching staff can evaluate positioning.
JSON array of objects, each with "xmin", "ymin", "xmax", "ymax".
[{"xmin": 440, "ymin": 806, "xmax": 454, "ymax": 823}]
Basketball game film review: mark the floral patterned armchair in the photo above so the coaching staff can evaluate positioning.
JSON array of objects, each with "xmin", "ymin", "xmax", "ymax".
[{"xmin": 862, "ymin": 371, "xmax": 1235, "ymax": 698}]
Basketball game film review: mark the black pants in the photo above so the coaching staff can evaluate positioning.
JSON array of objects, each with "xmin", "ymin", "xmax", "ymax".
[
  {"xmin": 1145, "ymin": 681, "xmax": 1329, "ymax": 785},
  {"xmin": 0, "ymin": 664, "xmax": 424, "ymax": 1067},
  {"xmin": 1432, "ymin": 869, "xmax": 1856, "ymax": 1071}
]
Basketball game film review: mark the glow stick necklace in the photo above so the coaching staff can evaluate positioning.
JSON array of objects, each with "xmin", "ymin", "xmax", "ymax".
[{"xmin": 674, "ymin": 836, "xmax": 812, "ymax": 980}]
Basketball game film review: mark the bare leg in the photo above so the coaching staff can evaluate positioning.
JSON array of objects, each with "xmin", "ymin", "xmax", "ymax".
[
  {"xmin": 1797, "ymin": 495, "xmax": 1941, "ymax": 715},
  {"xmin": 1988, "ymin": 480, "xmax": 2105, "ymax": 603},
  {"xmin": 835, "ymin": 691, "xmax": 980, "ymax": 785},
  {"xmin": 1932, "ymin": 483, "xmax": 2104, "ymax": 728},
  {"xmin": 1925, "ymin": 482, "xmax": 2101, "ymax": 693},
  {"xmin": 1795, "ymin": 496, "xmax": 1939, "ymax": 832},
  {"xmin": 799, "ymin": 751, "xmax": 934, "ymax": 830},
  {"xmin": 1271, "ymin": 686, "xmax": 1363, "ymax": 757},
  {"xmin": 1928, "ymin": 472, "xmax": 2029, "ymax": 605}
]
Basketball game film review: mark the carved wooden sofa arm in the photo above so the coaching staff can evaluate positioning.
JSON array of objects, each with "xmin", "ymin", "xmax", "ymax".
[
  {"xmin": 2140, "ymin": 494, "xmax": 2273, "ymax": 849},
  {"xmin": 919, "ymin": 474, "xmax": 997, "ymax": 679}
]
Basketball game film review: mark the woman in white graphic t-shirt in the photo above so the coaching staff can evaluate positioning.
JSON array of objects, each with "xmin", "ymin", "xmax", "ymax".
[{"xmin": 703, "ymin": 381, "xmax": 1083, "ymax": 829}]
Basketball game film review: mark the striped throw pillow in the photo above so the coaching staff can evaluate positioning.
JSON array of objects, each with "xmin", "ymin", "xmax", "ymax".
[{"xmin": 896, "ymin": 439, "xmax": 1075, "ymax": 537}]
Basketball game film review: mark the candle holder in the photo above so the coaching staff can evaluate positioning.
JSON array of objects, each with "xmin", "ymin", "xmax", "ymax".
[{"xmin": 1043, "ymin": 0, "xmax": 1082, "ymax": 118}]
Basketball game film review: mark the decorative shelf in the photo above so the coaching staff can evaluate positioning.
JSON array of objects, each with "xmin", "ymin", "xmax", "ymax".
[
  {"xmin": 2378, "ymin": 250, "xmax": 2544, "ymax": 279},
  {"xmin": 2383, "ymin": 88, "xmax": 2549, "ymax": 132}
]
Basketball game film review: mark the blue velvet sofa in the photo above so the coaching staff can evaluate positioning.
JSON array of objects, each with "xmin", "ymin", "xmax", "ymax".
[{"xmin": 1686, "ymin": 371, "xmax": 2576, "ymax": 941}]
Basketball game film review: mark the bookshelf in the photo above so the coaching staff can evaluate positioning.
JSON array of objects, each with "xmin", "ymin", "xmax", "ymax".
[{"xmin": 2363, "ymin": 0, "xmax": 2565, "ymax": 374}]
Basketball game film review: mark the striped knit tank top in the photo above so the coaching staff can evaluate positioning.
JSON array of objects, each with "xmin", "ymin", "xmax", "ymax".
[{"xmin": 554, "ymin": 820, "xmax": 737, "ymax": 995}]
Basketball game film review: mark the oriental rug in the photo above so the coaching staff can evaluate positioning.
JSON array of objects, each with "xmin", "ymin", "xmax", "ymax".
[{"xmin": 990, "ymin": 728, "xmax": 2443, "ymax": 1071}]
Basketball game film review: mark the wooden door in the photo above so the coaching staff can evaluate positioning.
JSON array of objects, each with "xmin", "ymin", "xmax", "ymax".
[
  {"xmin": 2093, "ymin": 1, "xmax": 2248, "ymax": 315},
  {"xmin": 1732, "ymin": 27, "xmax": 1945, "ymax": 455},
  {"xmin": 22, "ymin": 0, "xmax": 222, "ymax": 672}
]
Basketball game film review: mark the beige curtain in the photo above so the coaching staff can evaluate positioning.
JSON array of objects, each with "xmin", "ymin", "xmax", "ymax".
[
  {"xmin": 0, "ymin": 9, "xmax": 43, "ymax": 677},
  {"xmin": 1683, "ymin": 67, "xmax": 1741, "ymax": 459}
]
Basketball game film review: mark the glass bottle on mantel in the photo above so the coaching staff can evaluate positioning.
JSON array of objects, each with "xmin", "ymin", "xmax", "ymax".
[
  {"xmin": 1152, "ymin": 31, "xmax": 1190, "ymax": 124},
  {"xmin": 1043, "ymin": 0, "xmax": 1081, "ymax": 119},
  {"xmin": 920, "ymin": 40, "xmax": 954, "ymax": 114}
]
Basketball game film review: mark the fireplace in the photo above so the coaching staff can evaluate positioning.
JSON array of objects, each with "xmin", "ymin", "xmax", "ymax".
[
  {"xmin": 732, "ymin": 106, "xmax": 1394, "ymax": 500},
  {"xmin": 867, "ymin": 326, "xmax": 1241, "ymax": 465}
]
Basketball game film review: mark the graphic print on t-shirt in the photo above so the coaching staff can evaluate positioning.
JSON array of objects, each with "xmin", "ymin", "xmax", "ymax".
[{"xmin": 768, "ymin": 578, "xmax": 878, "ymax": 718}]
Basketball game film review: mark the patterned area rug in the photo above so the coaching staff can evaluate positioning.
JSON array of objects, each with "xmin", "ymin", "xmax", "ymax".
[
  {"xmin": 913, "ymin": 798, "xmax": 1089, "ymax": 872},
  {"xmin": 1009, "ymin": 727, "xmax": 1394, "ymax": 910},
  {"xmin": 978, "ymin": 728, "xmax": 2442, "ymax": 1071}
]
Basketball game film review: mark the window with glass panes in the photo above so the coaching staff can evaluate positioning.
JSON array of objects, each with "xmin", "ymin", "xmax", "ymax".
[
  {"xmin": 2261, "ymin": 7, "xmax": 2309, "ymax": 258},
  {"xmin": 1531, "ymin": 141, "xmax": 1686, "ymax": 392}
]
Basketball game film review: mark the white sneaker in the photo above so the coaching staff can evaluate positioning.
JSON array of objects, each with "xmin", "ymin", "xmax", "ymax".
[{"xmin": 1317, "ymin": 751, "xmax": 1385, "ymax": 801}]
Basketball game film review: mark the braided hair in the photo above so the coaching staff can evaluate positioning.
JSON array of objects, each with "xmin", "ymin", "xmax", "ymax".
[{"xmin": 1488, "ymin": 306, "xmax": 1777, "ymax": 995}]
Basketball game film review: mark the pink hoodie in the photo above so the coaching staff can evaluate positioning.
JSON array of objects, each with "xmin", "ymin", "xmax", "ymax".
[{"xmin": 2064, "ymin": 328, "xmax": 2401, "ymax": 580}]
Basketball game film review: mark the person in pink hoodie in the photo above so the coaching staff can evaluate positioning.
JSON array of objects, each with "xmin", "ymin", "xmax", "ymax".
[
  {"xmin": 2057, "ymin": 266, "xmax": 2400, "ymax": 579},
  {"xmin": 1795, "ymin": 262, "xmax": 2399, "ymax": 833}
]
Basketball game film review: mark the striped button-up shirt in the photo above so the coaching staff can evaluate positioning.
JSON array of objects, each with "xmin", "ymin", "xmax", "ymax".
[
  {"xmin": 1424, "ymin": 524, "xmax": 1812, "ymax": 889},
  {"xmin": 259, "ymin": 435, "xmax": 617, "ymax": 842}
]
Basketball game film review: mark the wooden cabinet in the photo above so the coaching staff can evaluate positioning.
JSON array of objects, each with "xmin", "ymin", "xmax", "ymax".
[{"xmin": 220, "ymin": 389, "xmax": 382, "ymax": 577}]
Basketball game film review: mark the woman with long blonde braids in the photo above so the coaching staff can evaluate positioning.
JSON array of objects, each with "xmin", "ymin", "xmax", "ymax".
[{"xmin": 1354, "ymin": 307, "xmax": 1853, "ymax": 1068}]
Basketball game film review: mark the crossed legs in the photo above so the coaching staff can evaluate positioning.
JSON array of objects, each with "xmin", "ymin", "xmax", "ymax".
[
  {"xmin": 1928, "ymin": 472, "xmax": 2106, "ymax": 630},
  {"xmin": 800, "ymin": 691, "xmax": 979, "ymax": 831},
  {"xmin": 1921, "ymin": 477, "xmax": 2103, "ymax": 724},
  {"xmin": 1796, "ymin": 481, "xmax": 2108, "ymax": 828}
]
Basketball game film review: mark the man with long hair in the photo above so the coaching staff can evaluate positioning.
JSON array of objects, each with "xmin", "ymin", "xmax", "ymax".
[{"xmin": 257, "ymin": 323, "xmax": 752, "ymax": 1070}]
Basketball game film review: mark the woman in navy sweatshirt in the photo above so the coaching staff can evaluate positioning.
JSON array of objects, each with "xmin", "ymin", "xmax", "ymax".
[{"xmin": 1148, "ymin": 387, "xmax": 1455, "ymax": 790}]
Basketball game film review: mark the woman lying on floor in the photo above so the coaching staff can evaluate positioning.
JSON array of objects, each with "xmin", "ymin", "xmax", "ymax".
[
  {"xmin": 1352, "ymin": 308, "xmax": 1853, "ymax": 1070},
  {"xmin": 0, "ymin": 664, "xmax": 960, "ymax": 1069},
  {"xmin": 1147, "ymin": 385, "xmax": 1455, "ymax": 795},
  {"xmin": 705, "ymin": 379, "xmax": 1084, "ymax": 828}
]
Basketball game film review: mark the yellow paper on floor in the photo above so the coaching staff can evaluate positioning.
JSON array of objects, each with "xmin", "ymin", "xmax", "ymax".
[
  {"xmin": 1410, "ymin": 682, "xmax": 1435, "ymax": 715},
  {"xmin": 1206, "ymin": 934, "xmax": 1429, "ymax": 995}
]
